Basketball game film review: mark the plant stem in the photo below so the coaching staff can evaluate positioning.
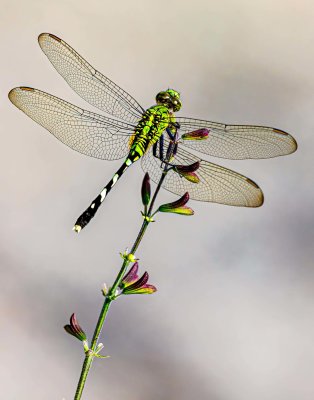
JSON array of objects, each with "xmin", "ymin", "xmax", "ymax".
[
  {"xmin": 74, "ymin": 168, "xmax": 168, "ymax": 400},
  {"xmin": 74, "ymin": 351, "xmax": 94, "ymax": 399}
]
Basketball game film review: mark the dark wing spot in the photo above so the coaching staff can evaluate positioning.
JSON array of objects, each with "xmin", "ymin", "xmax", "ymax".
[
  {"xmin": 246, "ymin": 177, "xmax": 260, "ymax": 189},
  {"xmin": 48, "ymin": 33, "xmax": 62, "ymax": 42},
  {"xmin": 273, "ymin": 128, "xmax": 288, "ymax": 136},
  {"xmin": 20, "ymin": 87, "xmax": 34, "ymax": 91}
]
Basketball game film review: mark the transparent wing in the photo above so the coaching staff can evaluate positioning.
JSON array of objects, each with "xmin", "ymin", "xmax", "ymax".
[
  {"xmin": 9, "ymin": 87, "xmax": 135, "ymax": 160},
  {"xmin": 141, "ymin": 138, "xmax": 264, "ymax": 207},
  {"xmin": 176, "ymin": 117, "xmax": 297, "ymax": 160},
  {"xmin": 38, "ymin": 33, "xmax": 145, "ymax": 123}
]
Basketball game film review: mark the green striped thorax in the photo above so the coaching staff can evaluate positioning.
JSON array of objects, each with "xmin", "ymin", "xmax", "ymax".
[{"xmin": 129, "ymin": 89, "xmax": 181, "ymax": 159}]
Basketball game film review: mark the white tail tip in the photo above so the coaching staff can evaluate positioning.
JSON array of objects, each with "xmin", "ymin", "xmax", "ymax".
[{"xmin": 73, "ymin": 225, "xmax": 82, "ymax": 233}]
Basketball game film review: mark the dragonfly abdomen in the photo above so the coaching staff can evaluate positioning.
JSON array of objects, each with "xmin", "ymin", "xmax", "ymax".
[{"xmin": 73, "ymin": 157, "xmax": 134, "ymax": 232}]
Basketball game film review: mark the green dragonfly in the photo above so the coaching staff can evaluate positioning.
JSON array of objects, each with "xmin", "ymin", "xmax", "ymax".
[{"xmin": 9, "ymin": 33, "xmax": 297, "ymax": 232}]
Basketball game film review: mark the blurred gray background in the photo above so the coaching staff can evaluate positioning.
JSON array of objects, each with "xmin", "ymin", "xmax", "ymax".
[{"xmin": 1, "ymin": 0, "xmax": 313, "ymax": 399}]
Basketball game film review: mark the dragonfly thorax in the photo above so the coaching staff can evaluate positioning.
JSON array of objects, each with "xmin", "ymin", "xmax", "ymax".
[
  {"xmin": 156, "ymin": 89, "xmax": 181, "ymax": 112},
  {"xmin": 129, "ymin": 105, "xmax": 172, "ymax": 160}
]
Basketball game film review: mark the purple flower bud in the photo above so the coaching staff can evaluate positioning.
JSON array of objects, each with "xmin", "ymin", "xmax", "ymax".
[
  {"xmin": 64, "ymin": 313, "xmax": 87, "ymax": 342},
  {"xmin": 126, "ymin": 271, "xmax": 149, "ymax": 290},
  {"xmin": 120, "ymin": 267, "xmax": 157, "ymax": 295},
  {"xmin": 181, "ymin": 128, "xmax": 209, "ymax": 140},
  {"xmin": 166, "ymin": 192, "xmax": 189, "ymax": 207},
  {"xmin": 176, "ymin": 162, "xmax": 200, "ymax": 173},
  {"xmin": 141, "ymin": 172, "xmax": 151, "ymax": 206},
  {"xmin": 123, "ymin": 283, "xmax": 157, "ymax": 295},
  {"xmin": 158, "ymin": 192, "xmax": 194, "ymax": 216},
  {"xmin": 120, "ymin": 262, "xmax": 139, "ymax": 289},
  {"xmin": 175, "ymin": 162, "xmax": 200, "ymax": 183}
]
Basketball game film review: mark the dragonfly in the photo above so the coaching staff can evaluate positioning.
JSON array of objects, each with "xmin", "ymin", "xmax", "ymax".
[{"xmin": 9, "ymin": 33, "xmax": 297, "ymax": 232}]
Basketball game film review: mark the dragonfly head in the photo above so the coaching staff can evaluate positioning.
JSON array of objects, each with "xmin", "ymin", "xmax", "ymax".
[{"xmin": 156, "ymin": 89, "xmax": 182, "ymax": 112}]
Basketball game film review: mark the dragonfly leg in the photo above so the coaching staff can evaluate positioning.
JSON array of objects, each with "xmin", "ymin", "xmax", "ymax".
[
  {"xmin": 165, "ymin": 123, "xmax": 179, "ymax": 159},
  {"xmin": 159, "ymin": 133, "xmax": 164, "ymax": 161},
  {"xmin": 153, "ymin": 141, "xmax": 159, "ymax": 158},
  {"xmin": 166, "ymin": 127, "xmax": 175, "ymax": 141},
  {"xmin": 159, "ymin": 134, "xmax": 173, "ymax": 169},
  {"xmin": 153, "ymin": 135, "xmax": 166, "ymax": 169},
  {"xmin": 172, "ymin": 142, "xmax": 178, "ymax": 157},
  {"xmin": 152, "ymin": 125, "xmax": 180, "ymax": 173},
  {"xmin": 153, "ymin": 132, "xmax": 179, "ymax": 170},
  {"xmin": 159, "ymin": 135, "xmax": 178, "ymax": 168}
]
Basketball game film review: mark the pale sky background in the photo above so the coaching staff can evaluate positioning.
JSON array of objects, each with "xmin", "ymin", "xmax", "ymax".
[{"xmin": 1, "ymin": 0, "xmax": 313, "ymax": 399}]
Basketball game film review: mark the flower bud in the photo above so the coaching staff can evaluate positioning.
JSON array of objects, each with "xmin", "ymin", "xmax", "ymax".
[
  {"xmin": 175, "ymin": 162, "xmax": 200, "ymax": 183},
  {"xmin": 64, "ymin": 313, "xmax": 87, "ymax": 342},
  {"xmin": 120, "ymin": 262, "xmax": 139, "ymax": 289},
  {"xmin": 181, "ymin": 128, "xmax": 209, "ymax": 140},
  {"xmin": 120, "ymin": 249, "xmax": 138, "ymax": 263},
  {"xmin": 101, "ymin": 283, "xmax": 108, "ymax": 296},
  {"xmin": 141, "ymin": 172, "xmax": 151, "ymax": 206},
  {"xmin": 127, "ymin": 253, "xmax": 137, "ymax": 263},
  {"xmin": 119, "ymin": 264, "xmax": 157, "ymax": 295},
  {"xmin": 95, "ymin": 343, "xmax": 104, "ymax": 353},
  {"xmin": 158, "ymin": 192, "xmax": 194, "ymax": 216},
  {"xmin": 123, "ymin": 282, "xmax": 157, "ymax": 295}
]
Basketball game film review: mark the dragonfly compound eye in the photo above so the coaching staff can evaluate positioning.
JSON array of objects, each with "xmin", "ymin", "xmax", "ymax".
[
  {"xmin": 172, "ymin": 99, "xmax": 182, "ymax": 112},
  {"xmin": 156, "ymin": 91, "xmax": 170, "ymax": 104}
]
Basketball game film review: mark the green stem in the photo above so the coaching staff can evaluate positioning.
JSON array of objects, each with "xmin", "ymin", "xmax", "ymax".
[
  {"xmin": 74, "ymin": 352, "xmax": 94, "ymax": 399},
  {"xmin": 74, "ymin": 167, "xmax": 168, "ymax": 400}
]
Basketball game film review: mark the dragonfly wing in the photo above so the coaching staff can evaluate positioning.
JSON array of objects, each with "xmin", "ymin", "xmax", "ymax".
[
  {"xmin": 176, "ymin": 117, "xmax": 297, "ymax": 159},
  {"xmin": 141, "ymin": 140, "xmax": 263, "ymax": 207},
  {"xmin": 9, "ymin": 87, "xmax": 135, "ymax": 160},
  {"xmin": 38, "ymin": 33, "xmax": 145, "ymax": 124}
]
